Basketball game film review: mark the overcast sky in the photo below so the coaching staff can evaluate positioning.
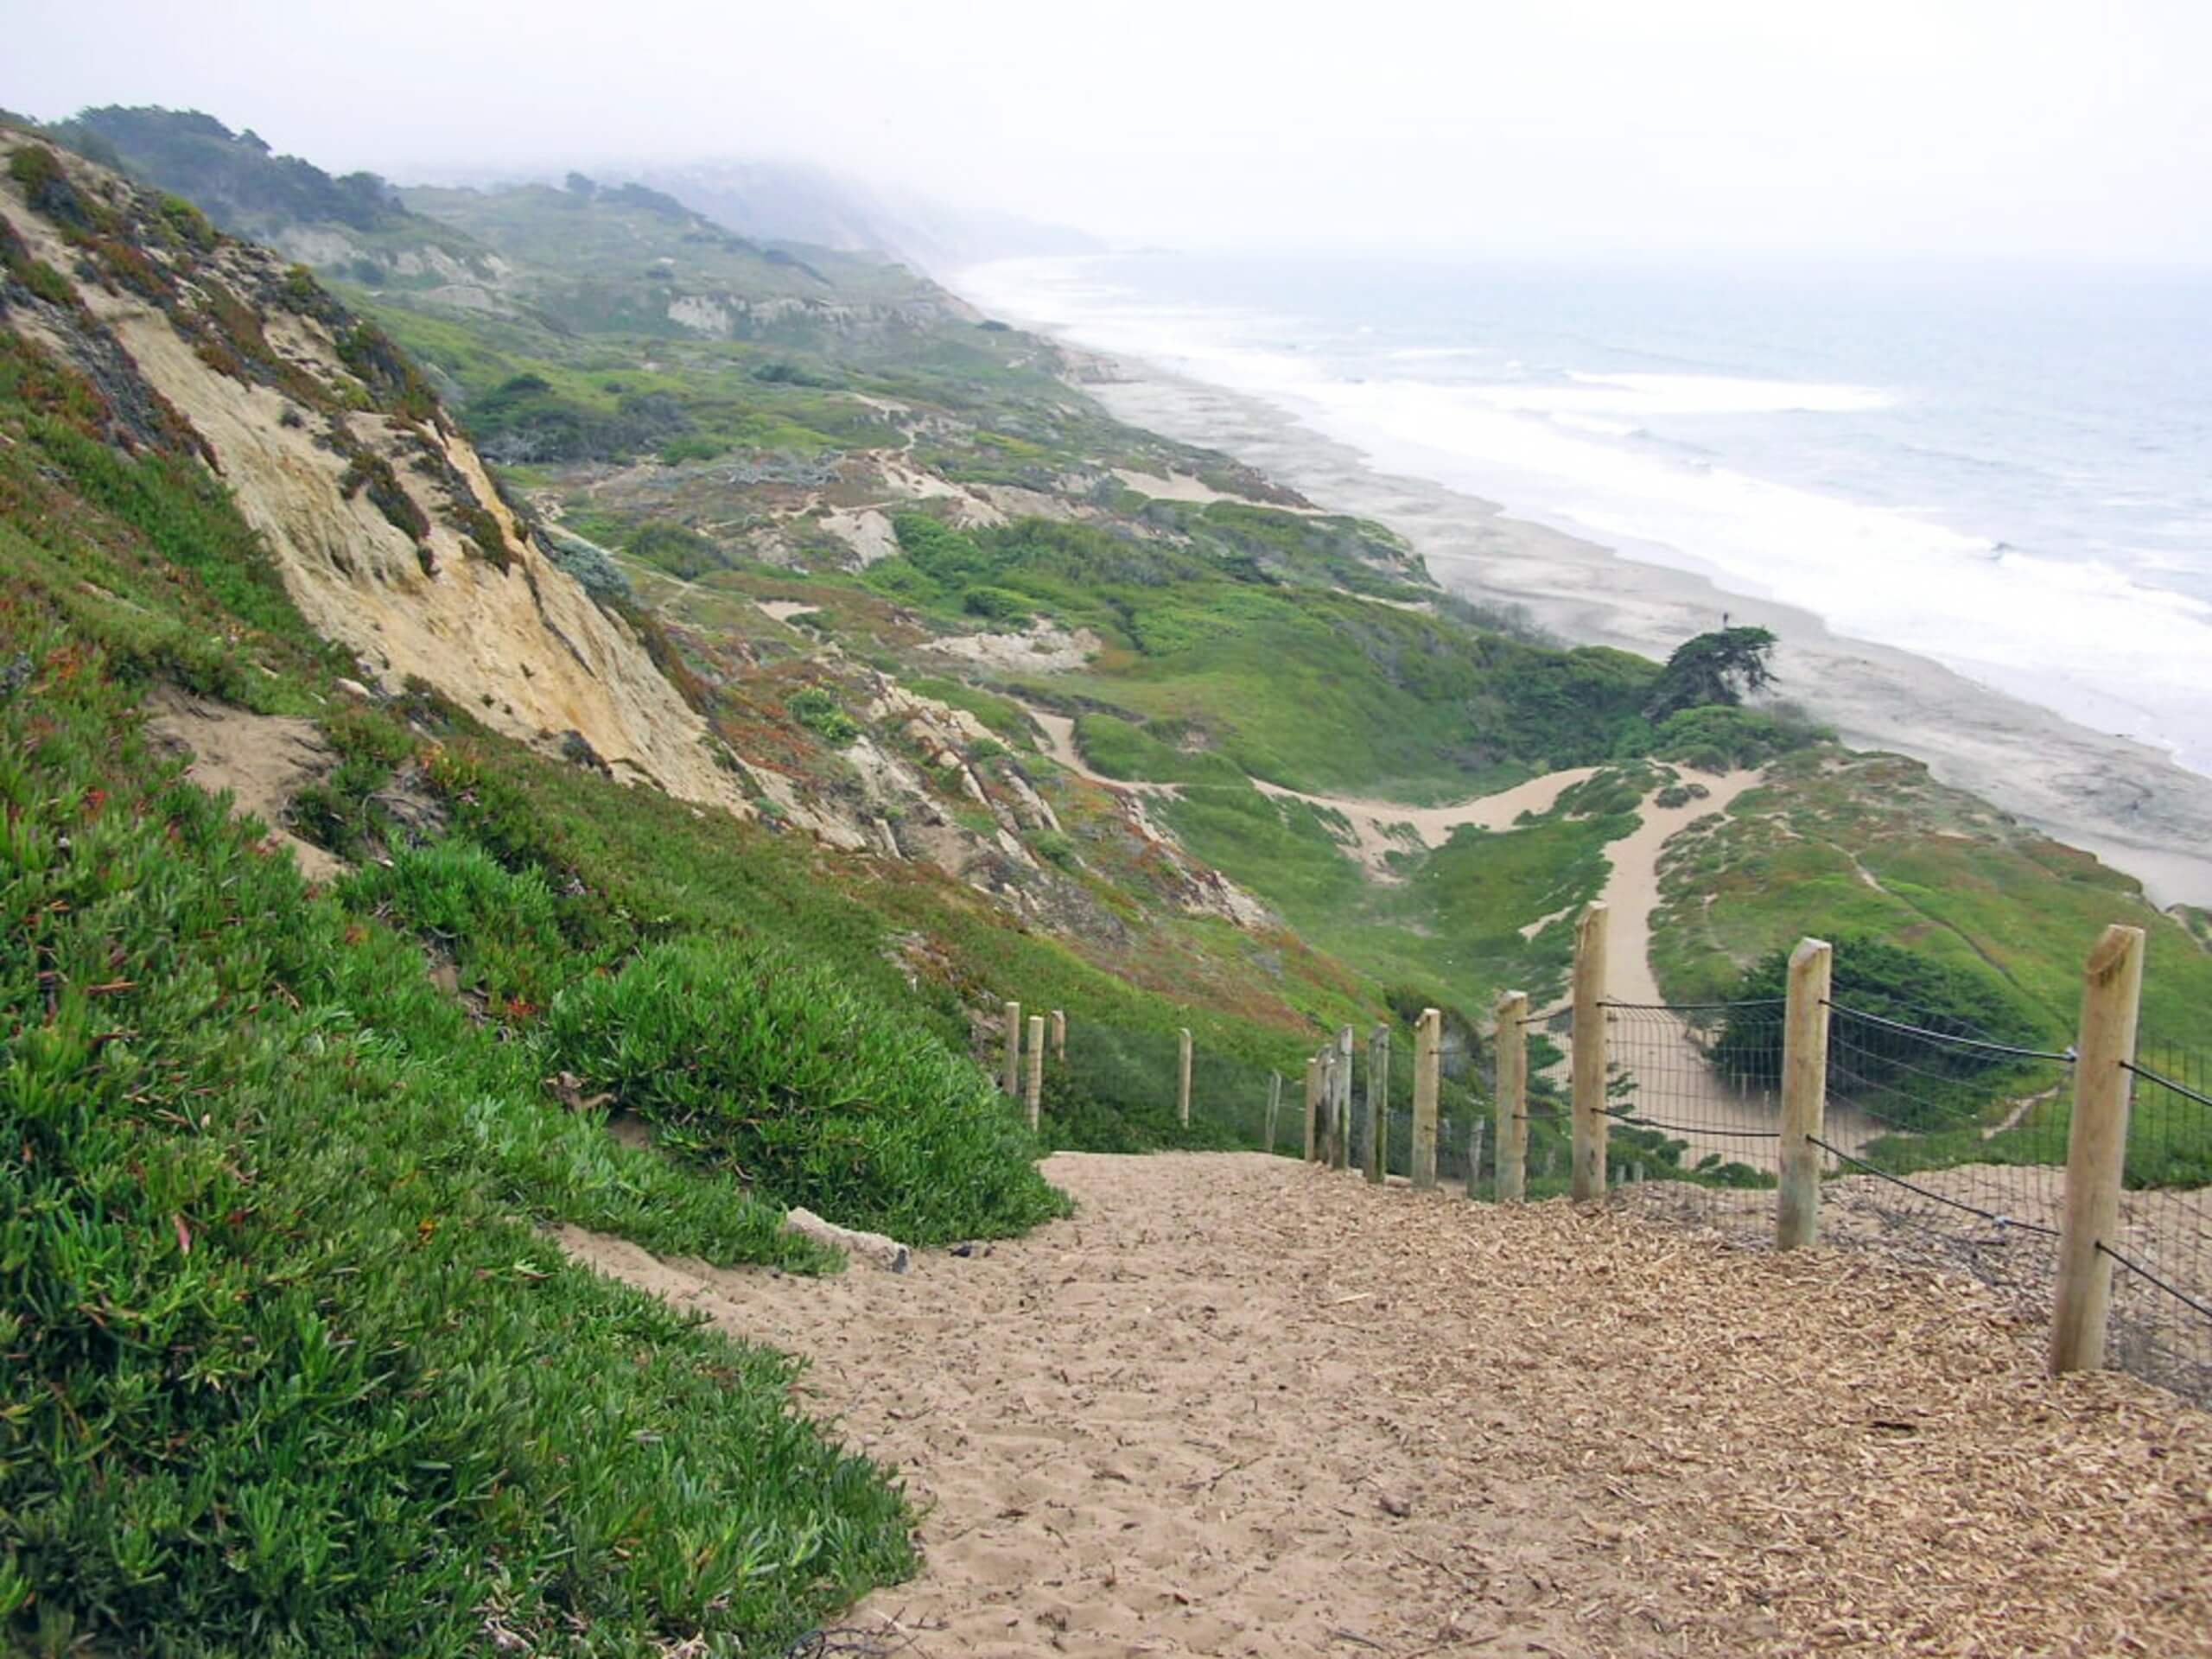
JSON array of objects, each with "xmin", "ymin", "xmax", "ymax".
[{"xmin": 8, "ymin": 0, "xmax": 2210, "ymax": 260}]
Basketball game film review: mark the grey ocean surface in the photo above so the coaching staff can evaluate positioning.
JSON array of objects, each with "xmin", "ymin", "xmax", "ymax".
[{"xmin": 963, "ymin": 251, "xmax": 2212, "ymax": 779}]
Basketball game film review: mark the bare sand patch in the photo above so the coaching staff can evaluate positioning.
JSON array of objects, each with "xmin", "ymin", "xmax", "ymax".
[
  {"xmin": 925, "ymin": 622, "xmax": 1101, "ymax": 673},
  {"xmin": 1250, "ymin": 766, "xmax": 1601, "ymax": 880},
  {"xmin": 563, "ymin": 1153, "xmax": 2211, "ymax": 1658},
  {"xmin": 1112, "ymin": 467, "xmax": 1241, "ymax": 505},
  {"xmin": 819, "ymin": 505, "xmax": 899, "ymax": 567},
  {"xmin": 756, "ymin": 599, "xmax": 823, "ymax": 625},
  {"xmin": 144, "ymin": 688, "xmax": 346, "ymax": 882}
]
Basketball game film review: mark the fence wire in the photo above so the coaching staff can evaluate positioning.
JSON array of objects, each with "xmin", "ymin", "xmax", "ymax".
[
  {"xmin": 2103, "ymin": 1044, "xmax": 2212, "ymax": 1404},
  {"xmin": 1583, "ymin": 991, "xmax": 2211, "ymax": 1407},
  {"xmin": 1800, "ymin": 999, "xmax": 2078, "ymax": 1308},
  {"xmin": 1042, "ymin": 1020, "xmax": 1281, "ymax": 1154},
  {"xmin": 1597, "ymin": 1000, "xmax": 1783, "ymax": 1238}
]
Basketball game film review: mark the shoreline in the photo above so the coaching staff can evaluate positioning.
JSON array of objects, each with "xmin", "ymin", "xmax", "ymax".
[{"xmin": 1054, "ymin": 352, "xmax": 2212, "ymax": 912}]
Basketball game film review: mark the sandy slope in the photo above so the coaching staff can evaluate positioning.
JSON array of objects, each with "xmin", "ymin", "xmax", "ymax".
[{"xmin": 563, "ymin": 1154, "xmax": 2210, "ymax": 1658}]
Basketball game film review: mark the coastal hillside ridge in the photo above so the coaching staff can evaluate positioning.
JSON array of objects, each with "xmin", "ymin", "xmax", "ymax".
[{"xmin": 3, "ymin": 106, "xmax": 2208, "ymax": 1656}]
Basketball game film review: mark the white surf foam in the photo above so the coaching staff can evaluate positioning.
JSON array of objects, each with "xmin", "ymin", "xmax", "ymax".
[{"xmin": 956, "ymin": 257, "xmax": 2212, "ymax": 779}]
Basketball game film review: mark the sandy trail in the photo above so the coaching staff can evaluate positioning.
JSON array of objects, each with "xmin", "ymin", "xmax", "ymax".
[
  {"xmin": 564, "ymin": 1154, "xmax": 2210, "ymax": 1658},
  {"xmin": 143, "ymin": 687, "xmax": 346, "ymax": 883},
  {"xmin": 1599, "ymin": 772, "xmax": 1760, "ymax": 1011},
  {"xmin": 1030, "ymin": 709, "xmax": 1182, "ymax": 798},
  {"xmin": 1580, "ymin": 771, "xmax": 1880, "ymax": 1173},
  {"xmin": 1249, "ymin": 768, "xmax": 1600, "ymax": 880},
  {"xmin": 1024, "ymin": 707, "xmax": 1600, "ymax": 880}
]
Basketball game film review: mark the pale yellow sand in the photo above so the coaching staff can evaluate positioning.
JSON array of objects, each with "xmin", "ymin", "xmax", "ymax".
[{"xmin": 563, "ymin": 1153, "xmax": 2211, "ymax": 1658}]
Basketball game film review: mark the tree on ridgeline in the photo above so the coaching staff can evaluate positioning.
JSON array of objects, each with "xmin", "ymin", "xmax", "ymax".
[{"xmin": 1644, "ymin": 625, "xmax": 1778, "ymax": 719}]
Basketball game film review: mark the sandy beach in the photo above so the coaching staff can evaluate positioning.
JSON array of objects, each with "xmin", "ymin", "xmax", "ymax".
[{"xmin": 1069, "ymin": 360, "xmax": 2212, "ymax": 912}]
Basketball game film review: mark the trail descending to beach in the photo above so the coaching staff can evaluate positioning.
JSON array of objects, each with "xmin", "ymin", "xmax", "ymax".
[{"xmin": 564, "ymin": 1154, "xmax": 2210, "ymax": 1659}]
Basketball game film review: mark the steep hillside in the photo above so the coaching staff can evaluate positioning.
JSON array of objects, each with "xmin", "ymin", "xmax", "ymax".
[
  {"xmin": 0, "ymin": 131, "xmax": 1296, "ymax": 1654},
  {"xmin": 59, "ymin": 105, "xmax": 2205, "ymax": 1067},
  {"xmin": 41, "ymin": 105, "xmax": 506, "ymax": 296},
  {"xmin": 1, "ymin": 130, "xmax": 753, "ymax": 817}
]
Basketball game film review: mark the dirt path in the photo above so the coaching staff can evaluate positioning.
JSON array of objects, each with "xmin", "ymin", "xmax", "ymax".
[
  {"xmin": 1249, "ymin": 768, "xmax": 1601, "ymax": 880},
  {"xmin": 1029, "ymin": 709, "xmax": 1183, "ymax": 798},
  {"xmin": 1588, "ymin": 772, "xmax": 1883, "ymax": 1170},
  {"xmin": 563, "ymin": 1154, "xmax": 2211, "ymax": 1659},
  {"xmin": 1022, "ymin": 712, "xmax": 1601, "ymax": 880}
]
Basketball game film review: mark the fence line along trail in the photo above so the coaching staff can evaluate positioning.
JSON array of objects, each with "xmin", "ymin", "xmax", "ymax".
[{"xmin": 563, "ymin": 1154, "xmax": 2212, "ymax": 1659}]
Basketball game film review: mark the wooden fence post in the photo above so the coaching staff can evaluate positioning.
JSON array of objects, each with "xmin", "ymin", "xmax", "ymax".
[
  {"xmin": 1178, "ymin": 1027, "xmax": 1193, "ymax": 1128},
  {"xmin": 1266, "ymin": 1070, "xmax": 1281, "ymax": 1152},
  {"xmin": 1319, "ymin": 1052, "xmax": 1338, "ymax": 1166},
  {"xmin": 1363, "ymin": 1022, "xmax": 1389, "ymax": 1184},
  {"xmin": 1052, "ymin": 1008, "xmax": 1066, "ymax": 1063},
  {"xmin": 1777, "ymin": 938, "xmax": 1833, "ymax": 1249},
  {"xmin": 1412, "ymin": 1007, "xmax": 1441, "ymax": 1189},
  {"xmin": 2050, "ymin": 924, "xmax": 2147, "ymax": 1376},
  {"xmin": 1025, "ymin": 1014, "xmax": 1046, "ymax": 1132},
  {"xmin": 1495, "ymin": 990, "xmax": 1528, "ymax": 1203},
  {"xmin": 1002, "ymin": 1000, "xmax": 1022, "ymax": 1097},
  {"xmin": 1304, "ymin": 1056, "xmax": 1321, "ymax": 1160},
  {"xmin": 1332, "ymin": 1026, "xmax": 1353, "ymax": 1171},
  {"xmin": 1570, "ymin": 903, "xmax": 1610, "ymax": 1202},
  {"xmin": 1468, "ymin": 1118, "xmax": 1486, "ymax": 1199}
]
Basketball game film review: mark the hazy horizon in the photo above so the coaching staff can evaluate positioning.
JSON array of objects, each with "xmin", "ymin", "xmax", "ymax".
[{"xmin": 8, "ymin": 0, "xmax": 2212, "ymax": 264}]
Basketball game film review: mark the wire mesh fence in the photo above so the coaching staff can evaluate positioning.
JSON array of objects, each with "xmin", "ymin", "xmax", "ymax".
[
  {"xmin": 1597, "ymin": 994, "xmax": 2079, "ymax": 1281},
  {"xmin": 1583, "ymin": 985, "xmax": 2212, "ymax": 1407},
  {"xmin": 2105, "ymin": 1045, "xmax": 2212, "ymax": 1402},
  {"xmin": 1460, "ymin": 1001, "xmax": 1573, "ymax": 1202},
  {"xmin": 1801, "ymin": 999, "xmax": 2076, "ymax": 1304},
  {"xmin": 1028, "ymin": 940, "xmax": 2212, "ymax": 1406},
  {"xmin": 1039, "ymin": 1018, "xmax": 1284, "ymax": 1153},
  {"xmin": 1598, "ymin": 1001, "xmax": 1783, "ymax": 1236}
]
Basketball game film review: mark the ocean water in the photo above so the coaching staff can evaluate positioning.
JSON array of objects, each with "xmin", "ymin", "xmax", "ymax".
[{"xmin": 956, "ymin": 254, "xmax": 2212, "ymax": 780}]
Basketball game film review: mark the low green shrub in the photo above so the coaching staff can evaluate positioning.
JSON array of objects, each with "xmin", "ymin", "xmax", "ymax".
[
  {"xmin": 626, "ymin": 518, "xmax": 724, "ymax": 580},
  {"xmin": 0, "ymin": 623, "xmax": 910, "ymax": 1656},
  {"xmin": 1654, "ymin": 703, "xmax": 1826, "ymax": 769},
  {"xmin": 1713, "ymin": 935, "xmax": 2043, "ymax": 1128},
  {"xmin": 341, "ymin": 840, "xmax": 579, "ymax": 1007},
  {"xmin": 961, "ymin": 584, "xmax": 1031, "ymax": 624},
  {"xmin": 786, "ymin": 685, "xmax": 860, "ymax": 746},
  {"xmin": 537, "ymin": 938, "xmax": 1071, "ymax": 1243},
  {"xmin": 658, "ymin": 433, "xmax": 727, "ymax": 464},
  {"xmin": 1031, "ymin": 828, "xmax": 1077, "ymax": 869}
]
